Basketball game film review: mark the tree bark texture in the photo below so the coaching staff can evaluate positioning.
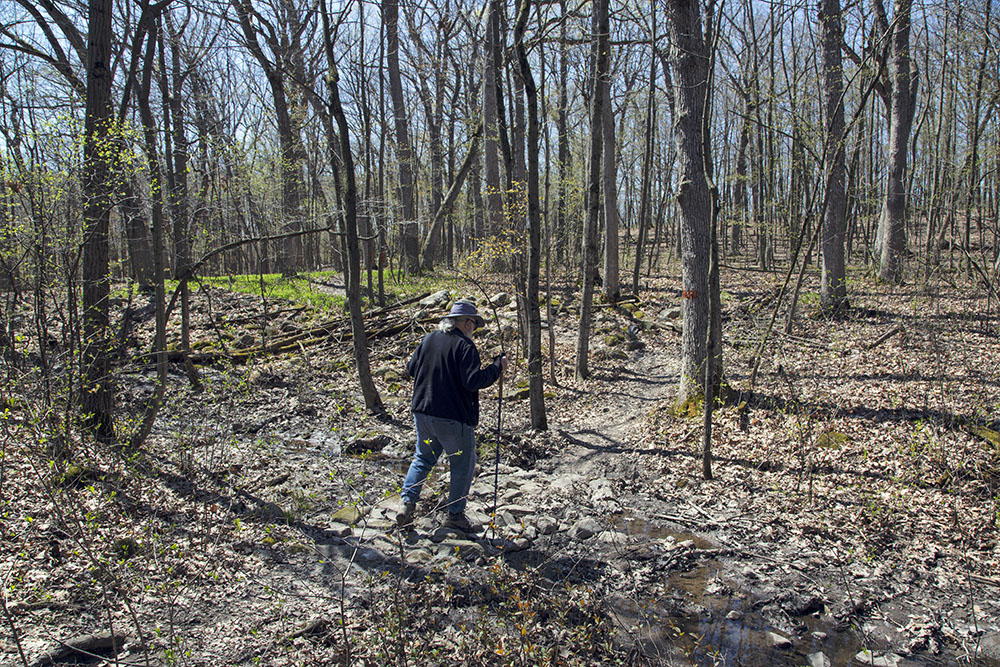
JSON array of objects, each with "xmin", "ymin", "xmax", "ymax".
[
  {"xmin": 878, "ymin": 0, "xmax": 918, "ymax": 284},
  {"xmin": 575, "ymin": 0, "xmax": 610, "ymax": 381},
  {"xmin": 819, "ymin": 0, "xmax": 849, "ymax": 311},
  {"xmin": 514, "ymin": 0, "xmax": 546, "ymax": 431},
  {"xmin": 231, "ymin": 0, "xmax": 307, "ymax": 274},
  {"xmin": 666, "ymin": 0, "xmax": 713, "ymax": 406},
  {"xmin": 81, "ymin": 0, "xmax": 115, "ymax": 439},
  {"xmin": 483, "ymin": 0, "xmax": 504, "ymax": 241},
  {"xmin": 322, "ymin": 0, "xmax": 383, "ymax": 413},
  {"xmin": 601, "ymin": 77, "xmax": 620, "ymax": 301},
  {"xmin": 382, "ymin": 0, "xmax": 419, "ymax": 273}
]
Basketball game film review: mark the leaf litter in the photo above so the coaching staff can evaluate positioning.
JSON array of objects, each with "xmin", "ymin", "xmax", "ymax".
[{"xmin": 2, "ymin": 267, "xmax": 999, "ymax": 665}]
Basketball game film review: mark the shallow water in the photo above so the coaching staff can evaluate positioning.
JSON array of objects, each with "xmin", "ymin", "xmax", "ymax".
[{"xmin": 607, "ymin": 514, "xmax": 952, "ymax": 666}]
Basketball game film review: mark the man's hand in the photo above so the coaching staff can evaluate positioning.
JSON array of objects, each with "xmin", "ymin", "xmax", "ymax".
[{"xmin": 499, "ymin": 354, "xmax": 509, "ymax": 374}]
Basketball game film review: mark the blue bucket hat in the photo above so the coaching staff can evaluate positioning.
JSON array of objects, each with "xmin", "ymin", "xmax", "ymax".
[{"xmin": 446, "ymin": 300, "xmax": 486, "ymax": 329}]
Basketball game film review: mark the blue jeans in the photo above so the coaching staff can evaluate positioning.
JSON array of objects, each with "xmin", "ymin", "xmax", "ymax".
[{"xmin": 401, "ymin": 413, "xmax": 477, "ymax": 515}]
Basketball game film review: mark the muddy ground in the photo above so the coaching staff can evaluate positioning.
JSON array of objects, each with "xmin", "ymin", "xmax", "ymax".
[{"xmin": 4, "ymin": 266, "xmax": 1000, "ymax": 666}]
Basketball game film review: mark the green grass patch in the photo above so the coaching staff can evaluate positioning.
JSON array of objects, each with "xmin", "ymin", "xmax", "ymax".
[
  {"xmin": 170, "ymin": 270, "xmax": 466, "ymax": 312},
  {"xmin": 816, "ymin": 430, "xmax": 849, "ymax": 449},
  {"xmin": 390, "ymin": 271, "xmax": 465, "ymax": 301},
  {"xmin": 169, "ymin": 271, "xmax": 346, "ymax": 312}
]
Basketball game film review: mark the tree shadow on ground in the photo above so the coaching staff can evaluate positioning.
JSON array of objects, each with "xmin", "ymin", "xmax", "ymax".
[{"xmin": 736, "ymin": 388, "xmax": 1000, "ymax": 431}]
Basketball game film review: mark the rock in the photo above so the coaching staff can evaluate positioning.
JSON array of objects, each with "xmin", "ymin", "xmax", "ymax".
[
  {"xmin": 726, "ymin": 610, "xmax": 743, "ymax": 620},
  {"xmin": 419, "ymin": 290, "xmax": 450, "ymax": 308},
  {"xmin": 489, "ymin": 292, "xmax": 509, "ymax": 307},
  {"xmin": 512, "ymin": 536, "xmax": 532, "ymax": 550},
  {"xmin": 430, "ymin": 526, "xmax": 478, "ymax": 543},
  {"xmin": 812, "ymin": 631, "xmax": 828, "ymax": 641},
  {"xmin": 345, "ymin": 434, "xmax": 392, "ymax": 455},
  {"xmin": 331, "ymin": 506, "xmax": 363, "ymax": 525},
  {"xmin": 977, "ymin": 633, "xmax": 1000, "ymax": 661},
  {"xmin": 536, "ymin": 517, "xmax": 559, "ymax": 535},
  {"xmin": 324, "ymin": 523, "xmax": 352, "ymax": 538},
  {"xmin": 405, "ymin": 548, "xmax": 435, "ymax": 564},
  {"xmin": 517, "ymin": 481, "xmax": 543, "ymax": 495},
  {"xmin": 496, "ymin": 504, "xmax": 534, "ymax": 517},
  {"xmin": 848, "ymin": 563, "xmax": 872, "ymax": 579},
  {"xmin": 287, "ymin": 616, "xmax": 330, "ymax": 640},
  {"xmin": 355, "ymin": 520, "xmax": 392, "ymax": 540},
  {"xmin": 32, "ymin": 632, "xmax": 128, "ymax": 667},
  {"xmin": 434, "ymin": 539, "xmax": 485, "ymax": 560},
  {"xmin": 852, "ymin": 651, "xmax": 902, "ymax": 667},
  {"xmin": 780, "ymin": 592, "xmax": 825, "ymax": 616},
  {"xmin": 496, "ymin": 510, "xmax": 518, "ymax": 527},
  {"xmin": 705, "ymin": 578, "xmax": 730, "ymax": 597},
  {"xmin": 589, "ymin": 480, "xmax": 615, "ymax": 502},
  {"xmin": 768, "ymin": 632, "xmax": 792, "ymax": 649},
  {"xmin": 569, "ymin": 517, "xmax": 602, "ymax": 540},
  {"xmin": 807, "ymin": 651, "xmax": 831, "ymax": 667},
  {"xmin": 598, "ymin": 530, "xmax": 628, "ymax": 544},
  {"xmin": 550, "ymin": 474, "xmax": 584, "ymax": 495},
  {"xmin": 658, "ymin": 306, "xmax": 681, "ymax": 321}
]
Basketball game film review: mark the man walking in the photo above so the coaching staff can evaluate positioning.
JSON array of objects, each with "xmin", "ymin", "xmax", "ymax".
[{"xmin": 397, "ymin": 300, "xmax": 508, "ymax": 533}]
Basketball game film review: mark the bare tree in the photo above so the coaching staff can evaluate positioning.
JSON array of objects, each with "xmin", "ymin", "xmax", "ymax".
[
  {"xmin": 513, "ymin": 0, "xmax": 546, "ymax": 430},
  {"xmin": 666, "ymin": 0, "xmax": 714, "ymax": 407},
  {"xmin": 877, "ymin": 0, "xmax": 919, "ymax": 283},
  {"xmin": 575, "ymin": 0, "xmax": 610, "ymax": 381},
  {"xmin": 601, "ymin": 62, "xmax": 620, "ymax": 302},
  {"xmin": 231, "ymin": 0, "xmax": 309, "ymax": 274},
  {"xmin": 819, "ymin": 0, "xmax": 849, "ymax": 312},
  {"xmin": 483, "ymin": 0, "xmax": 505, "ymax": 241},
  {"xmin": 80, "ymin": 0, "xmax": 116, "ymax": 439},
  {"xmin": 320, "ymin": 0, "xmax": 383, "ymax": 413},
  {"xmin": 382, "ymin": 0, "xmax": 420, "ymax": 273}
]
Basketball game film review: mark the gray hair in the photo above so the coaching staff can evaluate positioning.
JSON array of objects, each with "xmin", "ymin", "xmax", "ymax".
[{"xmin": 438, "ymin": 317, "xmax": 458, "ymax": 332}]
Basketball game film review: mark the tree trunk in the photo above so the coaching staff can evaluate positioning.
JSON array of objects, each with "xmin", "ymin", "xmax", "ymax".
[
  {"xmin": 130, "ymin": 16, "xmax": 168, "ymax": 450},
  {"xmin": 162, "ymin": 12, "xmax": 200, "ymax": 387},
  {"xmin": 601, "ymin": 75, "xmax": 620, "ymax": 301},
  {"xmin": 483, "ymin": 0, "xmax": 504, "ymax": 241},
  {"xmin": 819, "ymin": 0, "xmax": 849, "ymax": 312},
  {"xmin": 667, "ymin": 0, "xmax": 713, "ymax": 407},
  {"xmin": 419, "ymin": 127, "xmax": 482, "ymax": 267},
  {"xmin": 81, "ymin": 0, "xmax": 115, "ymax": 440},
  {"xmin": 555, "ymin": 0, "xmax": 571, "ymax": 267},
  {"xmin": 732, "ymin": 87, "xmax": 751, "ymax": 256},
  {"xmin": 513, "ymin": 0, "xmax": 546, "ymax": 431},
  {"xmin": 632, "ymin": 35, "xmax": 656, "ymax": 295},
  {"xmin": 231, "ymin": 0, "xmax": 307, "ymax": 274},
  {"xmin": 322, "ymin": 0, "xmax": 383, "ymax": 413},
  {"xmin": 382, "ymin": 0, "xmax": 419, "ymax": 273},
  {"xmin": 878, "ymin": 0, "xmax": 918, "ymax": 284},
  {"xmin": 118, "ymin": 176, "xmax": 156, "ymax": 288},
  {"xmin": 575, "ymin": 0, "xmax": 610, "ymax": 381}
]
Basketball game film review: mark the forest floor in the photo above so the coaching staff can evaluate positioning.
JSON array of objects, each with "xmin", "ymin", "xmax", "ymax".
[{"xmin": 4, "ymin": 263, "xmax": 1000, "ymax": 666}]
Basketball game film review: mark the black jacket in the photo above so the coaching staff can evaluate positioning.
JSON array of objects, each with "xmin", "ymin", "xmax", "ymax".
[{"xmin": 408, "ymin": 329, "xmax": 502, "ymax": 427}]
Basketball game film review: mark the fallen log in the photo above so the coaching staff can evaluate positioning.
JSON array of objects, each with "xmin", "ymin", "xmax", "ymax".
[
  {"xmin": 865, "ymin": 324, "xmax": 902, "ymax": 350},
  {"xmin": 140, "ymin": 293, "xmax": 437, "ymax": 365}
]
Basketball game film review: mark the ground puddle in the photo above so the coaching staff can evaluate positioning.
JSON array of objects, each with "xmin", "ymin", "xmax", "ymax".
[{"xmin": 610, "ymin": 515, "xmax": 870, "ymax": 666}]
